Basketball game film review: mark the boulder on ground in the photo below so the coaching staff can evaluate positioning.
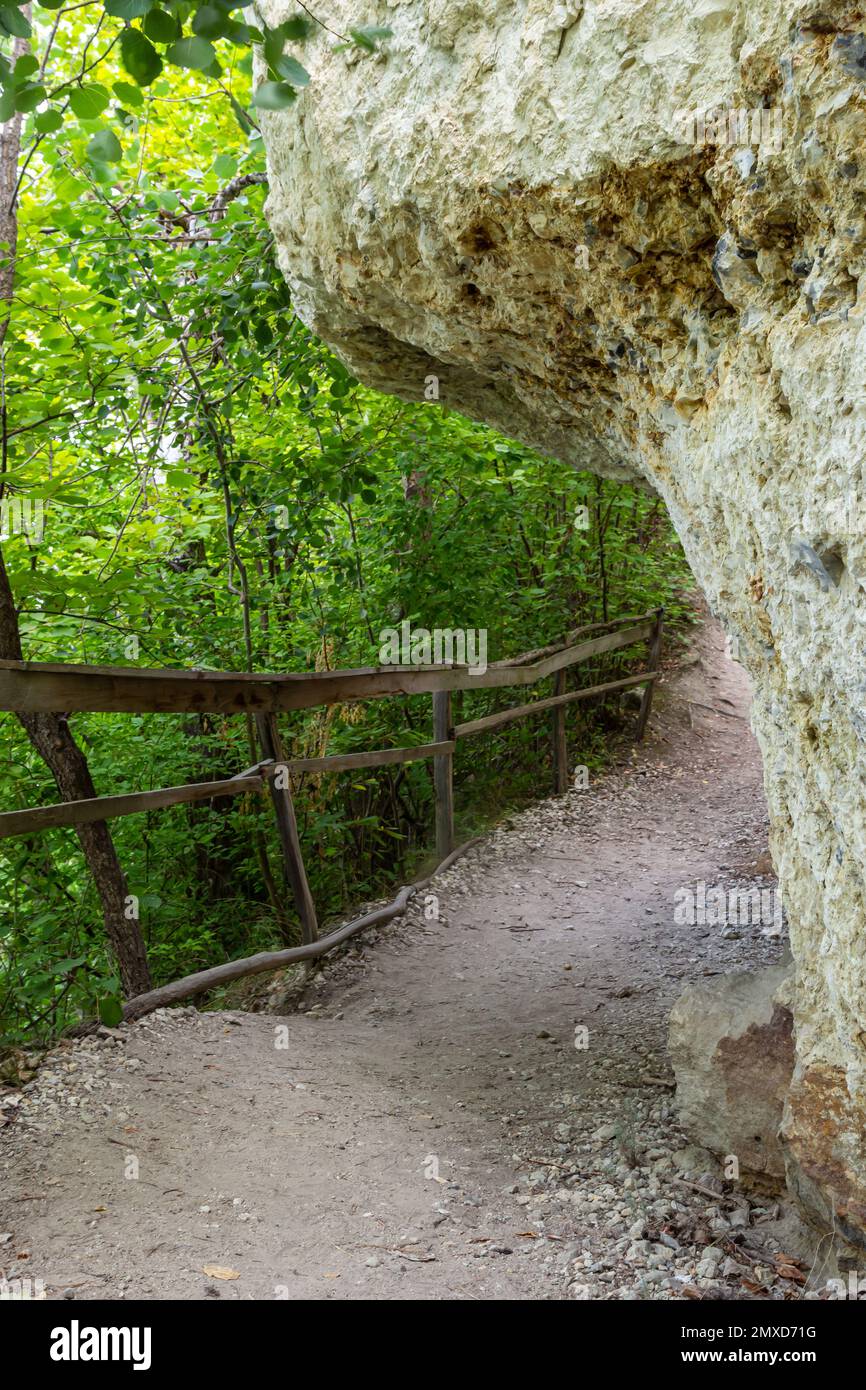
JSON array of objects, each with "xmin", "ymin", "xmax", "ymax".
[{"xmin": 669, "ymin": 963, "xmax": 794, "ymax": 1178}]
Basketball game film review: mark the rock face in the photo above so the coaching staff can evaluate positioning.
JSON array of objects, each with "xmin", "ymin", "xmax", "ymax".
[
  {"xmin": 669, "ymin": 964, "xmax": 795, "ymax": 1179},
  {"xmin": 259, "ymin": 0, "xmax": 866, "ymax": 1239}
]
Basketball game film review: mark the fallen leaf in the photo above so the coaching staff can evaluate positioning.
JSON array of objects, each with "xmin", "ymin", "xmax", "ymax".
[{"xmin": 202, "ymin": 1265, "xmax": 239, "ymax": 1280}]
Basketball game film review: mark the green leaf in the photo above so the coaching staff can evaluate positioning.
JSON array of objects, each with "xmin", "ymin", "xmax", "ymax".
[
  {"xmin": 87, "ymin": 128, "xmax": 123, "ymax": 163},
  {"xmin": 37, "ymin": 0, "xmax": 67, "ymax": 8},
  {"xmin": 281, "ymin": 16, "xmax": 313, "ymax": 41},
  {"xmin": 0, "ymin": 89, "xmax": 13, "ymax": 123},
  {"xmin": 13, "ymin": 53, "xmax": 39, "ymax": 80},
  {"xmin": 165, "ymin": 36, "xmax": 216, "ymax": 71},
  {"xmin": 34, "ymin": 107, "xmax": 63, "ymax": 132},
  {"xmin": 50, "ymin": 956, "xmax": 87, "ymax": 975},
  {"xmin": 0, "ymin": 6, "xmax": 31, "ymax": 38},
  {"xmin": 142, "ymin": 7, "xmax": 177, "ymax": 43},
  {"xmin": 252, "ymin": 80, "xmax": 296, "ymax": 110},
  {"xmin": 349, "ymin": 25, "xmax": 392, "ymax": 51},
  {"xmin": 69, "ymin": 84, "xmax": 110, "ymax": 119},
  {"xmin": 98, "ymin": 995, "xmax": 124, "ymax": 1027},
  {"xmin": 273, "ymin": 54, "xmax": 309, "ymax": 87},
  {"xmin": 229, "ymin": 93, "xmax": 254, "ymax": 135},
  {"xmin": 105, "ymin": 0, "xmax": 153, "ymax": 18},
  {"xmin": 165, "ymin": 468, "xmax": 191, "ymax": 488},
  {"xmin": 14, "ymin": 83, "xmax": 46, "ymax": 113},
  {"xmin": 213, "ymin": 152, "xmax": 236, "ymax": 178},
  {"xmin": 192, "ymin": 4, "xmax": 231, "ymax": 39},
  {"xmin": 262, "ymin": 27, "xmax": 284, "ymax": 70},
  {"xmin": 120, "ymin": 28, "xmax": 163, "ymax": 86},
  {"xmin": 112, "ymin": 80, "xmax": 144, "ymax": 107}
]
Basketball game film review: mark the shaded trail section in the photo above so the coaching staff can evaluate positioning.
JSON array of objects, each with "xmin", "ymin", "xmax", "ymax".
[{"xmin": 1, "ymin": 617, "xmax": 798, "ymax": 1301}]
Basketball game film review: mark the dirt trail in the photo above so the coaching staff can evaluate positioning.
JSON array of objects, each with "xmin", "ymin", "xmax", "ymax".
[{"xmin": 1, "ymin": 615, "xmax": 807, "ymax": 1302}]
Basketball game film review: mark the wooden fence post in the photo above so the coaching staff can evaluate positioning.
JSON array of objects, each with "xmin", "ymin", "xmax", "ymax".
[
  {"xmin": 636, "ymin": 608, "xmax": 664, "ymax": 741},
  {"xmin": 432, "ymin": 690, "xmax": 454, "ymax": 861},
  {"xmin": 551, "ymin": 669, "xmax": 568, "ymax": 793},
  {"xmin": 256, "ymin": 712, "xmax": 318, "ymax": 944}
]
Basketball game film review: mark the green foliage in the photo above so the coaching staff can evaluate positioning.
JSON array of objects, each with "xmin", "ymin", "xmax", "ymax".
[
  {"xmin": 0, "ymin": 8, "xmax": 692, "ymax": 1049},
  {"xmin": 0, "ymin": 4, "xmax": 391, "ymax": 138}
]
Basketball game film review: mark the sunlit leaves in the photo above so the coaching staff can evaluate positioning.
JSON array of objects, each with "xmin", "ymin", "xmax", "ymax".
[
  {"xmin": 0, "ymin": 1, "xmax": 389, "ymax": 151},
  {"xmin": 69, "ymin": 84, "xmax": 111, "ymax": 119}
]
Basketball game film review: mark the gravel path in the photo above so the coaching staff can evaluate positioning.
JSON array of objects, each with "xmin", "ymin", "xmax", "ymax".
[{"xmin": 1, "ymin": 615, "xmax": 828, "ymax": 1302}]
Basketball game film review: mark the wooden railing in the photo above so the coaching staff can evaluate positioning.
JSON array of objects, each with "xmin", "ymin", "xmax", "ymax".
[{"xmin": 0, "ymin": 610, "xmax": 663, "ymax": 953}]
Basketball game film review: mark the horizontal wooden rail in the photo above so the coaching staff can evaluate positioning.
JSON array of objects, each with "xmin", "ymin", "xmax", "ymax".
[
  {"xmin": 285, "ymin": 740, "xmax": 455, "ymax": 775},
  {"xmin": 0, "ymin": 619, "xmax": 654, "ymax": 716},
  {"xmin": 4, "ymin": 607, "xmax": 663, "ymax": 1017},
  {"xmin": 0, "ymin": 745, "xmax": 458, "ymax": 841},
  {"xmin": 0, "ymin": 774, "xmax": 263, "ymax": 840},
  {"xmin": 454, "ymin": 671, "xmax": 659, "ymax": 739}
]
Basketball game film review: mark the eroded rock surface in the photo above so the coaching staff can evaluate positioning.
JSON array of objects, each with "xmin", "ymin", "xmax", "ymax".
[
  {"xmin": 670, "ymin": 962, "xmax": 795, "ymax": 1179},
  {"xmin": 259, "ymin": 0, "xmax": 866, "ymax": 1238}
]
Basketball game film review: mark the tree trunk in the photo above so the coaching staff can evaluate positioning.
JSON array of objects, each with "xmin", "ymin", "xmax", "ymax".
[
  {"xmin": 0, "ymin": 556, "xmax": 152, "ymax": 996},
  {"xmin": 0, "ymin": 20, "xmax": 151, "ymax": 997}
]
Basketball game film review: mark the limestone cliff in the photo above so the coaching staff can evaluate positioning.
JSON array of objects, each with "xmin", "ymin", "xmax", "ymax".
[{"xmin": 258, "ymin": 0, "xmax": 866, "ymax": 1241}]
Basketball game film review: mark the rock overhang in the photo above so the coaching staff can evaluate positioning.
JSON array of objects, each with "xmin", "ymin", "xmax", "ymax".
[{"xmin": 258, "ymin": 0, "xmax": 866, "ymax": 1241}]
